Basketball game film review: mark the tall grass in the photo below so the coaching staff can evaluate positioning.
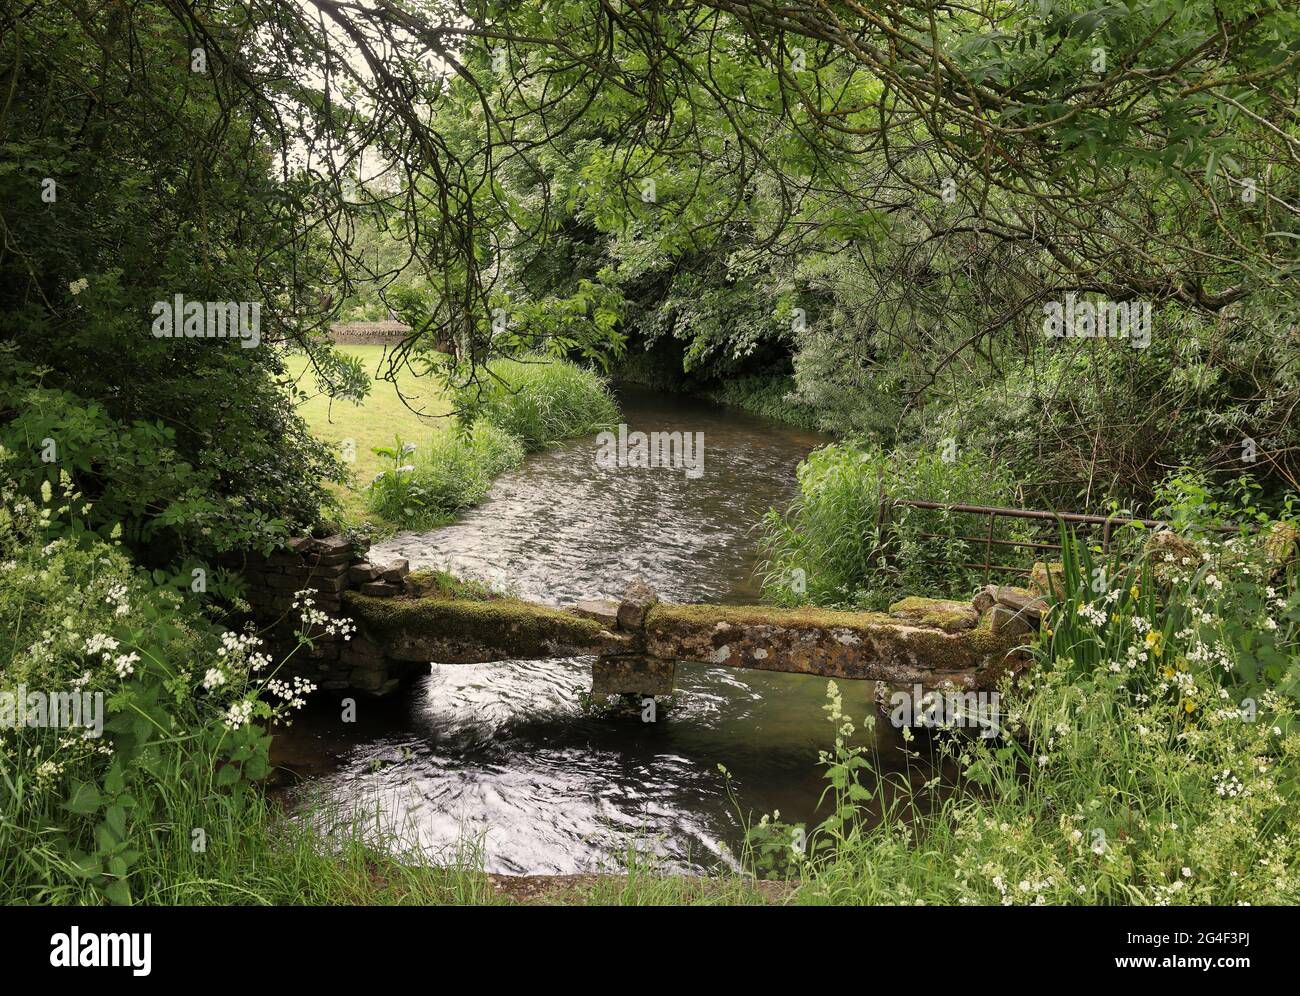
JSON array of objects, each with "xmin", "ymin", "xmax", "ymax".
[
  {"xmin": 0, "ymin": 728, "xmax": 502, "ymax": 905},
  {"xmin": 452, "ymin": 357, "xmax": 620, "ymax": 451},
  {"xmin": 759, "ymin": 442, "xmax": 1034, "ymax": 609}
]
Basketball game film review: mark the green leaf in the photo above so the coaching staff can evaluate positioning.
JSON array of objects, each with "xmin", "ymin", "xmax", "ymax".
[
  {"xmin": 104, "ymin": 764, "xmax": 126, "ymax": 795},
  {"xmin": 96, "ymin": 823, "xmax": 120, "ymax": 853},
  {"xmin": 69, "ymin": 852, "xmax": 103, "ymax": 878},
  {"xmin": 63, "ymin": 780, "xmax": 104, "ymax": 814},
  {"xmin": 102, "ymin": 879, "xmax": 132, "ymax": 906},
  {"xmin": 106, "ymin": 804, "xmax": 127, "ymax": 838},
  {"xmin": 215, "ymin": 763, "xmax": 241, "ymax": 787}
]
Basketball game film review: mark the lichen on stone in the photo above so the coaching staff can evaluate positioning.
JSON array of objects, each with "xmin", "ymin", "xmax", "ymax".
[{"xmin": 648, "ymin": 602, "xmax": 896, "ymax": 631}]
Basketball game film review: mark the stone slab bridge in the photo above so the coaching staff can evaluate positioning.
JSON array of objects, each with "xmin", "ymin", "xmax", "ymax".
[{"xmin": 226, "ymin": 536, "xmax": 1051, "ymax": 707}]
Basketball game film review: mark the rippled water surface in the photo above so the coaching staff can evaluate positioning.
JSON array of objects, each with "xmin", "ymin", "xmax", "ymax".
[{"xmin": 274, "ymin": 387, "xmax": 906, "ymax": 874}]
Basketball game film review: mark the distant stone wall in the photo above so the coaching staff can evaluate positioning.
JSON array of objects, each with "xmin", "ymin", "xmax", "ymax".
[
  {"xmin": 328, "ymin": 320, "xmax": 455, "ymax": 353},
  {"xmin": 328, "ymin": 320, "xmax": 411, "ymax": 346}
]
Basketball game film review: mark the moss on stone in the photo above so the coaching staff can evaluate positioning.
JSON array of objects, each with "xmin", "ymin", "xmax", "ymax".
[
  {"xmin": 1028, "ymin": 563, "xmax": 1066, "ymax": 599},
  {"xmin": 902, "ymin": 607, "xmax": 1015, "ymax": 666},
  {"xmin": 344, "ymin": 590, "xmax": 608, "ymax": 647},
  {"xmin": 644, "ymin": 598, "xmax": 1027, "ymax": 680},
  {"xmin": 340, "ymin": 587, "xmax": 1031, "ymax": 685},
  {"xmin": 887, "ymin": 596, "xmax": 978, "ymax": 631},
  {"xmin": 996, "ymin": 585, "xmax": 1035, "ymax": 600},
  {"xmin": 648, "ymin": 602, "xmax": 896, "ymax": 630},
  {"xmin": 403, "ymin": 568, "xmax": 500, "ymax": 601}
]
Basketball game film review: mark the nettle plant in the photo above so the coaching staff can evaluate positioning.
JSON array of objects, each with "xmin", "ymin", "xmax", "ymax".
[
  {"xmin": 365, "ymin": 423, "xmax": 527, "ymax": 528},
  {"xmin": 0, "ymin": 461, "xmax": 354, "ymax": 903}
]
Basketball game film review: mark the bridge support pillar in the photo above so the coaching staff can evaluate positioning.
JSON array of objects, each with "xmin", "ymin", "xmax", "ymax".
[{"xmin": 591, "ymin": 654, "xmax": 675, "ymax": 698}]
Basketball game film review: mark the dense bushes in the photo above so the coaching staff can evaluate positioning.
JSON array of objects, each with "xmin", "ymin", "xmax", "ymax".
[
  {"xmin": 0, "ymin": 6, "xmax": 344, "ymax": 564},
  {"xmin": 0, "ymin": 349, "xmax": 320, "ymax": 561},
  {"xmin": 759, "ymin": 442, "xmax": 1033, "ymax": 608}
]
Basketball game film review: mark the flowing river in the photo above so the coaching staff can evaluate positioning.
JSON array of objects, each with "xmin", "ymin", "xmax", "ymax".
[{"xmin": 273, "ymin": 386, "xmax": 913, "ymax": 875}]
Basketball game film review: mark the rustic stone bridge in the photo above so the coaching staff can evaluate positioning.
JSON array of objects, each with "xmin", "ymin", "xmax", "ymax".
[{"xmin": 226, "ymin": 536, "xmax": 1046, "ymax": 705}]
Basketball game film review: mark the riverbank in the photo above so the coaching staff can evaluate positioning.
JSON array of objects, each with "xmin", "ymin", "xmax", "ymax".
[
  {"xmin": 610, "ymin": 352, "xmax": 825, "ymax": 433},
  {"xmin": 430, "ymin": 870, "xmax": 789, "ymax": 905},
  {"xmin": 284, "ymin": 347, "xmax": 619, "ymax": 532},
  {"xmin": 283, "ymin": 345, "xmax": 453, "ymax": 525}
]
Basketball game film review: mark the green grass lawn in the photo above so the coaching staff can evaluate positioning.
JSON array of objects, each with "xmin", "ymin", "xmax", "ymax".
[{"xmin": 282, "ymin": 345, "xmax": 454, "ymax": 524}]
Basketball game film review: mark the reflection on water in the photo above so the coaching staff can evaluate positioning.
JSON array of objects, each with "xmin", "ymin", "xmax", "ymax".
[{"xmin": 275, "ymin": 387, "xmax": 913, "ymax": 874}]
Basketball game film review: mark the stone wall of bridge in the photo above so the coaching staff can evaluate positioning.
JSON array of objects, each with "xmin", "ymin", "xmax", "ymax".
[{"xmin": 222, "ymin": 535, "xmax": 1052, "ymax": 699}]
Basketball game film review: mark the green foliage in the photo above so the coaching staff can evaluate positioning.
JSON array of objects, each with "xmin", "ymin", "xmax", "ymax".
[
  {"xmin": 706, "ymin": 375, "xmax": 821, "ymax": 431},
  {"xmin": 905, "ymin": 326, "xmax": 1300, "ymax": 509},
  {"xmin": 757, "ymin": 496, "xmax": 1300, "ymax": 904},
  {"xmin": 365, "ymin": 423, "xmax": 525, "ymax": 529},
  {"xmin": 412, "ymin": 0, "xmax": 1300, "ymax": 494},
  {"xmin": 1051, "ymin": 482, "xmax": 1300, "ymax": 705},
  {"xmin": 5, "ymin": 0, "xmax": 1300, "ymax": 907},
  {"xmin": 759, "ymin": 442, "xmax": 1033, "ymax": 608},
  {"xmin": 0, "ymin": 349, "xmax": 298, "ymax": 559},
  {"xmin": 0, "ymin": 7, "xmax": 345, "ymax": 565},
  {"xmin": 451, "ymin": 358, "xmax": 621, "ymax": 452},
  {"xmin": 0, "ymin": 459, "xmax": 340, "ymax": 903}
]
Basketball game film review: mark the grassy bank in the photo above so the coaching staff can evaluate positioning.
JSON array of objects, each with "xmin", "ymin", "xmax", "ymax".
[
  {"xmin": 6, "ymin": 464, "xmax": 1295, "ymax": 904},
  {"xmin": 0, "ymin": 463, "xmax": 772, "ymax": 906},
  {"xmin": 759, "ymin": 442, "xmax": 1031, "ymax": 610},
  {"xmin": 285, "ymin": 348, "xmax": 619, "ymax": 530},
  {"xmin": 744, "ymin": 471, "xmax": 1300, "ymax": 904},
  {"xmin": 451, "ymin": 357, "xmax": 621, "ymax": 450},
  {"xmin": 704, "ymin": 374, "xmax": 823, "ymax": 432},
  {"xmin": 283, "ymin": 345, "xmax": 453, "ymax": 524}
]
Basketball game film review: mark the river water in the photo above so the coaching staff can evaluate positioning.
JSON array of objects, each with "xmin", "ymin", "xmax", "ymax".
[{"xmin": 273, "ymin": 386, "xmax": 910, "ymax": 875}]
